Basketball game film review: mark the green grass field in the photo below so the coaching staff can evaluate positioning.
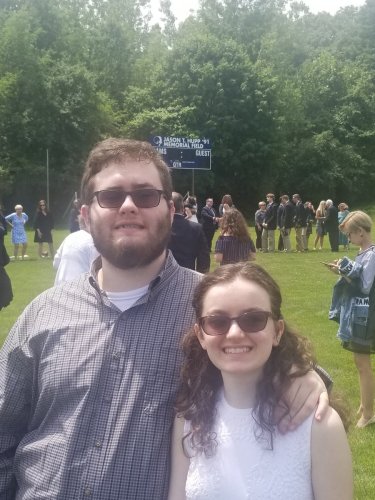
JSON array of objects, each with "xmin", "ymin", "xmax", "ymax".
[{"xmin": 1, "ymin": 225, "xmax": 375, "ymax": 499}]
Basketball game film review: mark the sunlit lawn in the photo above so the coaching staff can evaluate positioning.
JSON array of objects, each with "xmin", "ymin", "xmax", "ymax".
[{"xmin": 1, "ymin": 224, "xmax": 375, "ymax": 499}]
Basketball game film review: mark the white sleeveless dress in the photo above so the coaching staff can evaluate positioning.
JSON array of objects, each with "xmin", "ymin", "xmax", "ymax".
[{"xmin": 185, "ymin": 391, "xmax": 314, "ymax": 500}]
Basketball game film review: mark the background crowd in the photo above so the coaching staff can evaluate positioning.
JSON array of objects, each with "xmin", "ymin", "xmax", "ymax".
[{"xmin": 0, "ymin": 192, "xmax": 351, "ymax": 276}]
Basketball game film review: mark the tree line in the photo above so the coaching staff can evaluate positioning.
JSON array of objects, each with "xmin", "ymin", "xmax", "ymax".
[{"xmin": 0, "ymin": 0, "xmax": 374, "ymax": 219}]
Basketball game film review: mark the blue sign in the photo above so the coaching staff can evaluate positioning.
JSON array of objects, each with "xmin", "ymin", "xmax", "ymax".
[{"xmin": 150, "ymin": 136, "xmax": 211, "ymax": 170}]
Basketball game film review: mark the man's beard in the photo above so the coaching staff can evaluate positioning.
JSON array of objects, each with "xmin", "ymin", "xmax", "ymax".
[{"xmin": 90, "ymin": 217, "xmax": 172, "ymax": 270}]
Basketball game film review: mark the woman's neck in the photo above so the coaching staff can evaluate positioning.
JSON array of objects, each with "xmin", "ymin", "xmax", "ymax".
[
  {"xmin": 221, "ymin": 372, "xmax": 261, "ymax": 409},
  {"xmin": 360, "ymin": 235, "xmax": 373, "ymax": 252}
]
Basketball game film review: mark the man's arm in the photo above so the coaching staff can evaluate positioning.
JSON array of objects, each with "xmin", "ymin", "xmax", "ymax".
[
  {"xmin": 0, "ymin": 321, "xmax": 33, "ymax": 497},
  {"xmin": 53, "ymin": 238, "xmax": 97, "ymax": 285},
  {"xmin": 168, "ymin": 417, "xmax": 189, "ymax": 500},
  {"xmin": 275, "ymin": 369, "xmax": 329, "ymax": 434}
]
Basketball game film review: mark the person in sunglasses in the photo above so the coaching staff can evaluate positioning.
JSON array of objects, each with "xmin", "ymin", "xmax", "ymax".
[
  {"xmin": 169, "ymin": 262, "xmax": 352, "ymax": 500},
  {"xmin": 0, "ymin": 139, "xmax": 328, "ymax": 499}
]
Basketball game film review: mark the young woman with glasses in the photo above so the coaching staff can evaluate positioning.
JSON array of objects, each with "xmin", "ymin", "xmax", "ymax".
[{"xmin": 168, "ymin": 262, "xmax": 352, "ymax": 500}]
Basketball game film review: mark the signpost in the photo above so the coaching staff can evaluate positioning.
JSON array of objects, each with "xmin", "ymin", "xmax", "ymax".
[
  {"xmin": 150, "ymin": 136, "xmax": 211, "ymax": 170},
  {"xmin": 149, "ymin": 136, "xmax": 212, "ymax": 195}
]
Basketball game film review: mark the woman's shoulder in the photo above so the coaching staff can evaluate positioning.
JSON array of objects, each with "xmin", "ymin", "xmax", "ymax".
[
  {"xmin": 358, "ymin": 245, "xmax": 375, "ymax": 261},
  {"xmin": 311, "ymin": 406, "xmax": 353, "ymax": 499},
  {"xmin": 221, "ymin": 234, "xmax": 238, "ymax": 242},
  {"xmin": 311, "ymin": 406, "xmax": 346, "ymax": 441}
]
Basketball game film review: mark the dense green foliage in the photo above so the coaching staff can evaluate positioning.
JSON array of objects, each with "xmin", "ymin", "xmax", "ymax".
[{"xmin": 0, "ymin": 0, "xmax": 375, "ymax": 217}]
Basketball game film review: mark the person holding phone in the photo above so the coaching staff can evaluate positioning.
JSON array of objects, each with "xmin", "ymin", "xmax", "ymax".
[{"xmin": 328, "ymin": 211, "xmax": 375, "ymax": 428}]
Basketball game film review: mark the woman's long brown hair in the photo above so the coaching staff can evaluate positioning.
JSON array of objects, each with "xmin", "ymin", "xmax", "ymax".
[{"xmin": 175, "ymin": 262, "xmax": 315, "ymax": 455}]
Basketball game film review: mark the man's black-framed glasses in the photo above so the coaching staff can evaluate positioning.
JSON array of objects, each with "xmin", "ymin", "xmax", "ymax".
[
  {"xmin": 92, "ymin": 189, "xmax": 166, "ymax": 209},
  {"xmin": 198, "ymin": 310, "xmax": 274, "ymax": 336}
]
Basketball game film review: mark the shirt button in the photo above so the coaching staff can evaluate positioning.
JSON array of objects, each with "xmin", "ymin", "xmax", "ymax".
[
  {"xmin": 84, "ymin": 487, "xmax": 93, "ymax": 496},
  {"xmin": 94, "ymin": 440, "xmax": 102, "ymax": 448},
  {"xmin": 112, "ymin": 351, "xmax": 121, "ymax": 359},
  {"xmin": 143, "ymin": 403, "xmax": 151, "ymax": 414}
]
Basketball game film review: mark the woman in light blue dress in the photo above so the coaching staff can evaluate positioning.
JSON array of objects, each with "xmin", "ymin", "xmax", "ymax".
[{"xmin": 5, "ymin": 204, "xmax": 29, "ymax": 260}]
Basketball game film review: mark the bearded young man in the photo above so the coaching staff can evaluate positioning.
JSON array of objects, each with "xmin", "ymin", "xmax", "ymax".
[{"xmin": 0, "ymin": 139, "xmax": 328, "ymax": 499}]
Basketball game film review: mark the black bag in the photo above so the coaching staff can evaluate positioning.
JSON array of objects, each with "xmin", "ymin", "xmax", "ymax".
[
  {"xmin": 0, "ymin": 242, "xmax": 10, "ymax": 266},
  {"xmin": 0, "ymin": 267, "xmax": 13, "ymax": 310}
]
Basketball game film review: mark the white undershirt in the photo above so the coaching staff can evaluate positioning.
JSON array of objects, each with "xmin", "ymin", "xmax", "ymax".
[{"xmin": 105, "ymin": 285, "xmax": 149, "ymax": 312}]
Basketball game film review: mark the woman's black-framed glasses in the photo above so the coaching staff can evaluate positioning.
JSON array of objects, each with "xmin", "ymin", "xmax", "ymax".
[
  {"xmin": 199, "ymin": 310, "xmax": 274, "ymax": 336},
  {"xmin": 92, "ymin": 189, "xmax": 166, "ymax": 209}
]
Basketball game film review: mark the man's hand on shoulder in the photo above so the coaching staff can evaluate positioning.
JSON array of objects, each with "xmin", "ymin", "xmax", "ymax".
[{"xmin": 275, "ymin": 369, "xmax": 329, "ymax": 434}]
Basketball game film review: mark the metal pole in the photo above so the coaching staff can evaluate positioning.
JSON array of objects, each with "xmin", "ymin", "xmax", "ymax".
[
  {"xmin": 46, "ymin": 149, "xmax": 50, "ymax": 207},
  {"xmin": 192, "ymin": 169, "xmax": 195, "ymax": 196}
]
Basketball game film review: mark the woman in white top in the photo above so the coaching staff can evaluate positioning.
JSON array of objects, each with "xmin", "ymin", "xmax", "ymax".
[{"xmin": 168, "ymin": 262, "xmax": 352, "ymax": 500}]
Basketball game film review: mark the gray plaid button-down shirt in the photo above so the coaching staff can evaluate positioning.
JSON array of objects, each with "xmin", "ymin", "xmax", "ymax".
[{"xmin": 0, "ymin": 252, "xmax": 201, "ymax": 499}]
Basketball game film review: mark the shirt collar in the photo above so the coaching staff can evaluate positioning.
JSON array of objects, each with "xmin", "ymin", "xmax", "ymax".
[{"xmin": 88, "ymin": 251, "xmax": 181, "ymax": 299}]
